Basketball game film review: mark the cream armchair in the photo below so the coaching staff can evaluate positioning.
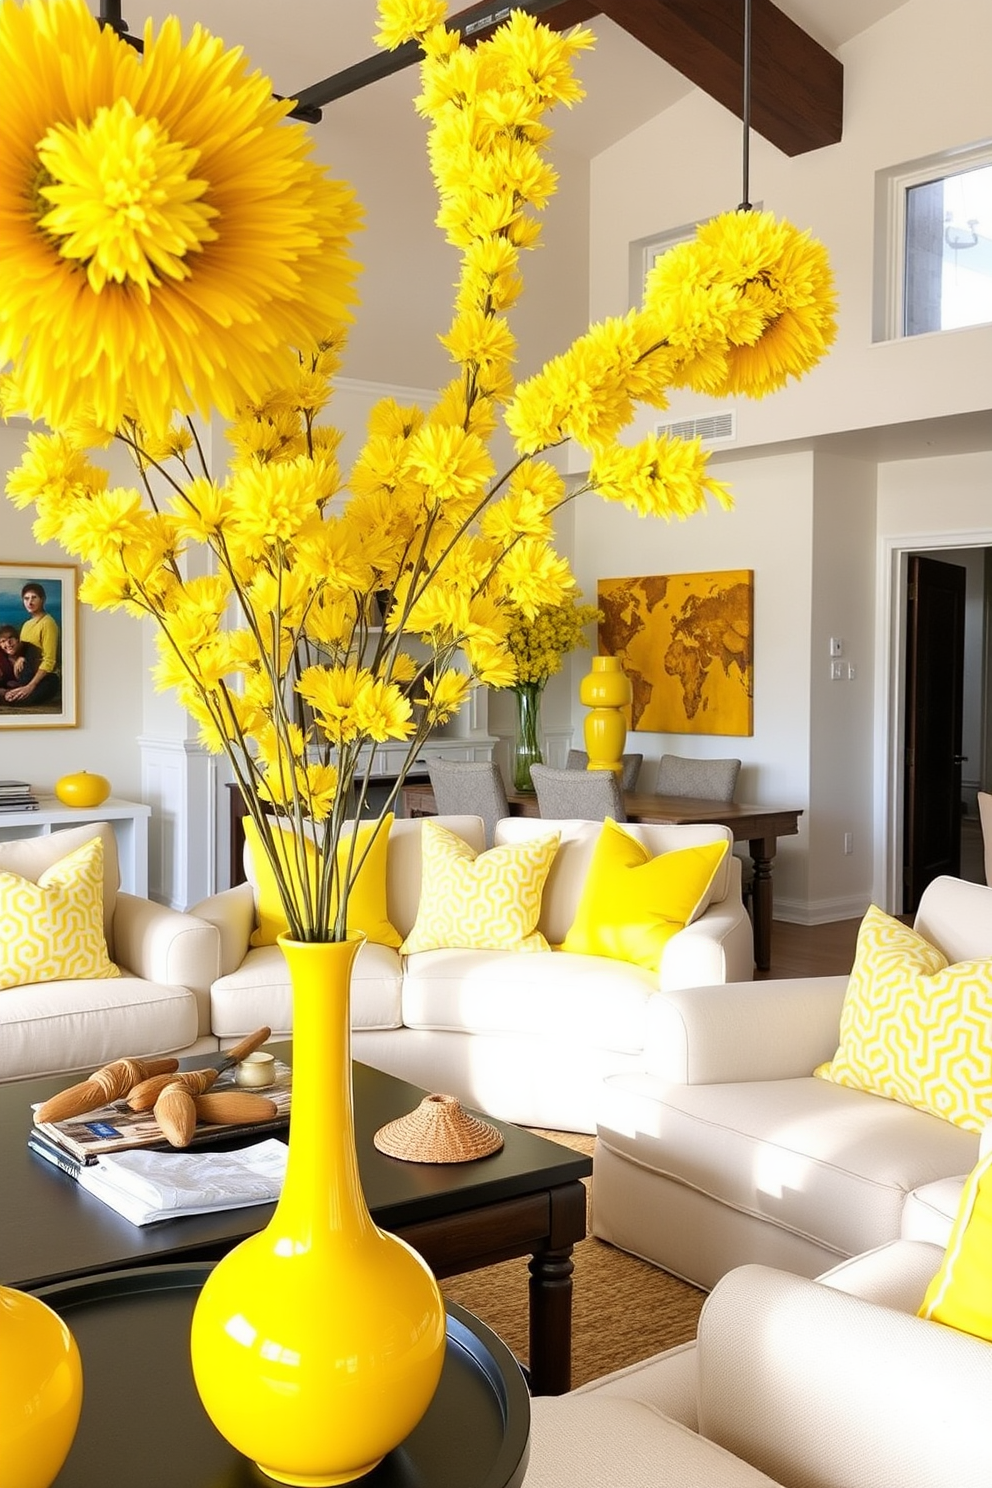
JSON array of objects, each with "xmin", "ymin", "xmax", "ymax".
[
  {"xmin": 523, "ymin": 1247, "xmax": 990, "ymax": 1488},
  {"xmin": 0, "ymin": 821, "xmax": 221, "ymax": 1082},
  {"xmin": 593, "ymin": 875, "xmax": 991, "ymax": 1285}
]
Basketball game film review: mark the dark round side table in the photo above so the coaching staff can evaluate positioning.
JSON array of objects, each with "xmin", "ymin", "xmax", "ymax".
[{"xmin": 35, "ymin": 1263, "xmax": 531, "ymax": 1488}]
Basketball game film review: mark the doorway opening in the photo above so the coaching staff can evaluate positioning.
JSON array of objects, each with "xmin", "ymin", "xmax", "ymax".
[{"xmin": 887, "ymin": 540, "xmax": 991, "ymax": 912}]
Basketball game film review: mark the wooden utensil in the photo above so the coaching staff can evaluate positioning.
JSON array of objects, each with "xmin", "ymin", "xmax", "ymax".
[
  {"xmin": 154, "ymin": 1082, "xmax": 198, "ymax": 1148},
  {"xmin": 193, "ymin": 1091, "xmax": 278, "ymax": 1125},
  {"xmin": 126, "ymin": 1027, "xmax": 272, "ymax": 1111},
  {"xmin": 127, "ymin": 1067, "xmax": 219, "ymax": 1112},
  {"xmin": 154, "ymin": 1086, "xmax": 278, "ymax": 1147},
  {"xmin": 35, "ymin": 1056, "xmax": 180, "ymax": 1124}
]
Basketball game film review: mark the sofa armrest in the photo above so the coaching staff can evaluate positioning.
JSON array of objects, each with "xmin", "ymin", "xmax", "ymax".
[
  {"xmin": 188, "ymin": 883, "xmax": 256, "ymax": 978},
  {"xmin": 112, "ymin": 893, "xmax": 221, "ymax": 995},
  {"xmin": 660, "ymin": 893, "xmax": 755, "ymax": 992},
  {"xmin": 642, "ymin": 975, "xmax": 849, "ymax": 1084},
  {"xmin": 695, "ymin": 1263, "xmax": 992, "ymax": 1488}
]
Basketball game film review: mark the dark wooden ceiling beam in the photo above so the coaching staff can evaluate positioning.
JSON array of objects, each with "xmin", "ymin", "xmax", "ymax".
[{"xmin": 591, "ymin": 0, "xmax": 842, "ymax": 156}]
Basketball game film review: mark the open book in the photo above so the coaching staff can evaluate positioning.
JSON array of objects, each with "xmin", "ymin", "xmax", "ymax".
[{"xmin": 30, "ymin": 1061, "xmax": 291, "ymax": 1164}]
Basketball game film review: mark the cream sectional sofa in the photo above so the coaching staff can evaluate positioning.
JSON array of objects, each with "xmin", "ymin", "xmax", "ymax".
[
  {"xmin": 523, "ymin": 1238, "xmax": 989, "ymax": 1488},
  {"xmin": 592, "ymin": 873, "xmax": 991, "ymax": 1287},
  {"xmin": 191, "ymin": 813, "xmax": 754, "ymax": 1133},
  {"xmin": 0, "ymin": 822, "xmax": 220, "ymax": 1082}
]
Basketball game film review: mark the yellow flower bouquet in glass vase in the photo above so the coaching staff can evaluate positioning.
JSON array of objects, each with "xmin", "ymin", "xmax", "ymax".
[
  {"xmin": 0, "ymin": 0, "xmax": 837, "ymax": 1479},
  {"xmin": 506, "ymin": 597, "xmax": 601, "ymax": 790}
]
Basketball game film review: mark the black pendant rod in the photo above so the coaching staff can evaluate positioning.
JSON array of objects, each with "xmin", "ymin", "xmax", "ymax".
[{"xmin": 739, "ymin": 0, "xmax": 753, "ymax": 210}]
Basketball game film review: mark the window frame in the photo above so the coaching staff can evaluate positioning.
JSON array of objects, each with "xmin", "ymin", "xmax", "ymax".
[{"xmin": 873, "ymin": 139, "xmax": 992, "ymax": 343}]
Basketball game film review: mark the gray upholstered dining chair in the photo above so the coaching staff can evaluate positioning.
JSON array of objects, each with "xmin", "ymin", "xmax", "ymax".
[
  {"xmin": 655, "ymin": 754, "xmax": 741, "ymax": 803},
  {"xmin": 529, "ymin": 764, "xmax": 627, "ymax": 822},
  {"xmin": 426, "ymin": 758, "xmax": 509, "ymax": 847},
  {"xmin": 566, "ymin": 748, "xmax": 644, "ymax": 791}
]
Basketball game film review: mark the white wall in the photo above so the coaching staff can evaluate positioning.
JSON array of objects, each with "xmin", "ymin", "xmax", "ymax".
[
  {"xmin": 588, "ymin": 0, "xmax": 992, "ymax": 448},
  {"xmin": 807, "ymin": 454, "xmax": 878, "ymax": 914},
  {"xmin": 572, "ymin": 451, "xmax": 816, "ymax": 909},
  {"xmin": 0, "ymin": 423, "xmax": 145, "ymax": 801}
]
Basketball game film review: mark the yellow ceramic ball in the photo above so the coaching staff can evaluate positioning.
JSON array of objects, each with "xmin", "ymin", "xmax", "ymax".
[{"xmin": 54, "ymin": 771, "xmax": 111, "ymax": 808}]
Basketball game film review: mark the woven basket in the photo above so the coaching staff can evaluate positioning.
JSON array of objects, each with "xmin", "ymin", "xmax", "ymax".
[{"xmin": 373, "ymin": 1093, "xmax": 504, "ymax": 1164}]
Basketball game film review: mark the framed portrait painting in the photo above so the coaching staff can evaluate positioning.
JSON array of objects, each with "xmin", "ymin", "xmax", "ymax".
[{"xmin": 0, "ymin": 563, "xmax": 78, "ymax": 728}]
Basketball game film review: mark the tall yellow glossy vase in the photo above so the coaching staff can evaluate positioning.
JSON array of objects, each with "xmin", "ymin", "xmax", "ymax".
[
  {"xmin": 0, "ymin": 1284, "xmax": 82, "ymax": 1488},
  {"xmin": 190, "ymin": 935, "xmax": 447, "ymax": 1486},
  {"xmin": 580, "ymin": 655, "xmax": 632, "ymax": 774}
]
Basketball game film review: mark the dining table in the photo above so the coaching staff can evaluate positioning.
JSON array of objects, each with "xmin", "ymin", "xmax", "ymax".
[{"xmin": 400, "ymin": 782, "xmax": 802, "ymax": 972}]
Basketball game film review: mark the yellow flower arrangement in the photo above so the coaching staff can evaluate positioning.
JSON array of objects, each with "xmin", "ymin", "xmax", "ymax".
[
  {"xmin": 506, "ymin": 598, "xmax": 601, "ymax": 687},
  {"xmin": 2, "ymin": 0, "xmax": 837, "ymax": 943}
]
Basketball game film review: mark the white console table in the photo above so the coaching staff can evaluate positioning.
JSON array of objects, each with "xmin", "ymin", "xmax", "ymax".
[{"xmin": 0, "ymin": 796, "xmax": 151, "ymax": 896}]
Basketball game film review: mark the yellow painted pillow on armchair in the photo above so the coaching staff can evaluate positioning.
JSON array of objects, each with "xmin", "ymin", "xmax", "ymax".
[
  {"xmin": 245, "ymin": 816, "xmax": 401, "ymax": 949},
  {"xmin": 400, "ymin": 819, "xmax": 560, "ymax": 953},
  {"xmin": 560, "ymin": 818, "xmax": 729, "ymax": 971},
  {"xmin": 0, "ymin": 834, "xmax": 119, "ymax": 990},
  {"xmin": 919, "ymin": 1150, "xmax": 992, "ymax": 1340},
  {"xmin": 814, "ymin": 903, "xmax": 992, "ymax": 1131}
]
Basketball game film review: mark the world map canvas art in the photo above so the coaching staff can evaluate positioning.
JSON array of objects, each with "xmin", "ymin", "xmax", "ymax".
[{"xmin": 598, "ymin": 570, "xmax": 754, "ymax": 737}]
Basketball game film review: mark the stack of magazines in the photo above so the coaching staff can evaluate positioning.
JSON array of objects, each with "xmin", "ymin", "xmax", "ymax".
[
  {"xmin": 0, "ymin": 779, "xmax": 39, "ymax": 811},
  {"xmin": 28, "ymin": 1060, "xmax": 292, "ymax": 1178}
]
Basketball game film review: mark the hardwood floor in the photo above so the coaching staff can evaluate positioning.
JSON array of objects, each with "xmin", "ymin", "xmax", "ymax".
[{"xmin": 759, "ymin": 916, "xmax": 862, "ymax": 979}]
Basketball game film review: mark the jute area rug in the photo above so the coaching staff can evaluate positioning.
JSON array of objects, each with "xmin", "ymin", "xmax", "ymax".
[{"xmin": 440, "ymin": 1130, "xmax": 707, "ymax": 1389}]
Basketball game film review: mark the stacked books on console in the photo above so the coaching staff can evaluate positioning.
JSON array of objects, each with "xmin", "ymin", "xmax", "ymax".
[{"xmin": 0, "ymin": 779, "xmax": 39, "ymax": 811}]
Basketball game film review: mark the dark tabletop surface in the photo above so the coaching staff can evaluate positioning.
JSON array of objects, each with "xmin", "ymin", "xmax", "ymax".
[{"xmin": 2, "ymin": 1048, "xmax": 591, "ymax": 1289}]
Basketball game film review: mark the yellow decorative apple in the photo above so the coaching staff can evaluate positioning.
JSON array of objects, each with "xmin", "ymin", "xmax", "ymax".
[{"xmin": 55, "ymin": 771, "xmax": 111, "ymax": 808}]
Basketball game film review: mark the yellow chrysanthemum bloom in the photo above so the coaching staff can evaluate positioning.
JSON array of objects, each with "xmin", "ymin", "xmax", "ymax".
[{"xmin": 0, "ymin": 0, "xmax": 363, "ymax": 435}]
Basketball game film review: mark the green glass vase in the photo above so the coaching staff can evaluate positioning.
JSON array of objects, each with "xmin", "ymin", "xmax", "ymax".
[{"xmin": 512, "ymin": 681, "xmax": 544, "ymax": 792}]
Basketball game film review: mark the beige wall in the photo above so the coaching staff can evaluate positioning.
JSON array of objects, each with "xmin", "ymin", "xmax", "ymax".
[{"xmin": 589, "ymin": 0, "xmax": 992, "ymax": 448}]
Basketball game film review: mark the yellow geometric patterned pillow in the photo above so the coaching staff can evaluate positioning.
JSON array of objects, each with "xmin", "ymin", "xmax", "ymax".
[
  {"xmin": 814, "ymin": 903, "xmax": 992, "ymax": 1131},
  {"xmin": 919, "ymin": 1150, "xmax": 992, "ymax": 1341},
  {"xmin": 0, "ymin": 835, "xmax": 119, "ymax": 990},
  {"xmin": 400, "ymin": 820, "xmax": 560, "ymax": 954}
]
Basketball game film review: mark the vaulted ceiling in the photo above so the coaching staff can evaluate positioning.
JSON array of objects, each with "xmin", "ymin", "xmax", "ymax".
[
  {"xmin": 135, "ymin": 2, "xmax": 910, "ymax": 162},
  {"xmin": 288, "ymin": 0, "xmax": 841, "ymax": 156}
]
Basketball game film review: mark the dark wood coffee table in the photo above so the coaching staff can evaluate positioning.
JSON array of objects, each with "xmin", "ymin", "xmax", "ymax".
[{"xmin": 1, "ymin": 1052, "xmax": 591, "ymax": 1395}]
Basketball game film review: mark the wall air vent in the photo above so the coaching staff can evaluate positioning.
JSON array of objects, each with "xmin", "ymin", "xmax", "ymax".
[{"xmin": 655, "ymin": 410, "xmax": 737, "ymax": 446}]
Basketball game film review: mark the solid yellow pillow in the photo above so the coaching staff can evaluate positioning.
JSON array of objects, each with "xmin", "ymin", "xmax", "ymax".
[
  {"xmin": 560, "ymin": 818, "xmax": 729, "ymax": 971},
  {"xmin": 400, "ymin": 819, "xmax": 560, "ymax": 954},
  {"xmin": 0, "ymin": 835, "xmax": 119, "ymax": 990},
  {"xmin": 245, "ymin": 815, "xmax": 401, "ymax": 949},
  {"xmin": 919, "ymin": 1151, "xmax": 992, "ymax": 1340},
  {"xmin": 814, "ymin": 903, "xmax": 992, "ymax": 1131}
]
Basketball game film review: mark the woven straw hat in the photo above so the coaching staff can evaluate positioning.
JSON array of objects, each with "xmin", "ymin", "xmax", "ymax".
[{"xmin": 373, "ymin": 1093, "xmax": 504, "ymax": 1164}]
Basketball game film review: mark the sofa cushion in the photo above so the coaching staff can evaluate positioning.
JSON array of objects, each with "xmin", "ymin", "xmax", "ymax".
[
  {"xmin": 401, "ymin": 947, "xmax": 655, "ymax": 1053},
  {"xmin": 919, "ymin": 1149, "xmax": 992, "ymax": 1340},
  {"xmin": 209, "ymin": 939, "xmax": 404, "ymax": 1040},
  {"xmin": 400, "ymin": 820, "xmax": 560, "ymax": 954},
  {"xmin": 597, "ymin": 1070, "xmax": 980, "ymax": 1261},
  {"xmin": 560, "ymin": 818, "xmax": 728, "ymax": 970},
  {"xmin": 0, "ymin": 975, "xmax": 199, "ymax": 1082},
  {"xmin": 244, "ymin": 815, "xmax": 401, "ymax": 949},
  {"xmin": 0, "ymin": 821, "xmax": 119, "ymax": 953},
  {"xmin": 0, "ymin": 835, "xmax": 119, "ymax": 991},
  {"xmin": 526, "ymin": 1396, "xmax": 782, "ymax": 1488},
  {"xmin": 814, "ymin": 903, "xmax": 992, "ymax": 1132},
  {"xmin": 495, "ymin": 817, "xmax": 734, "ymax": 946}
]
